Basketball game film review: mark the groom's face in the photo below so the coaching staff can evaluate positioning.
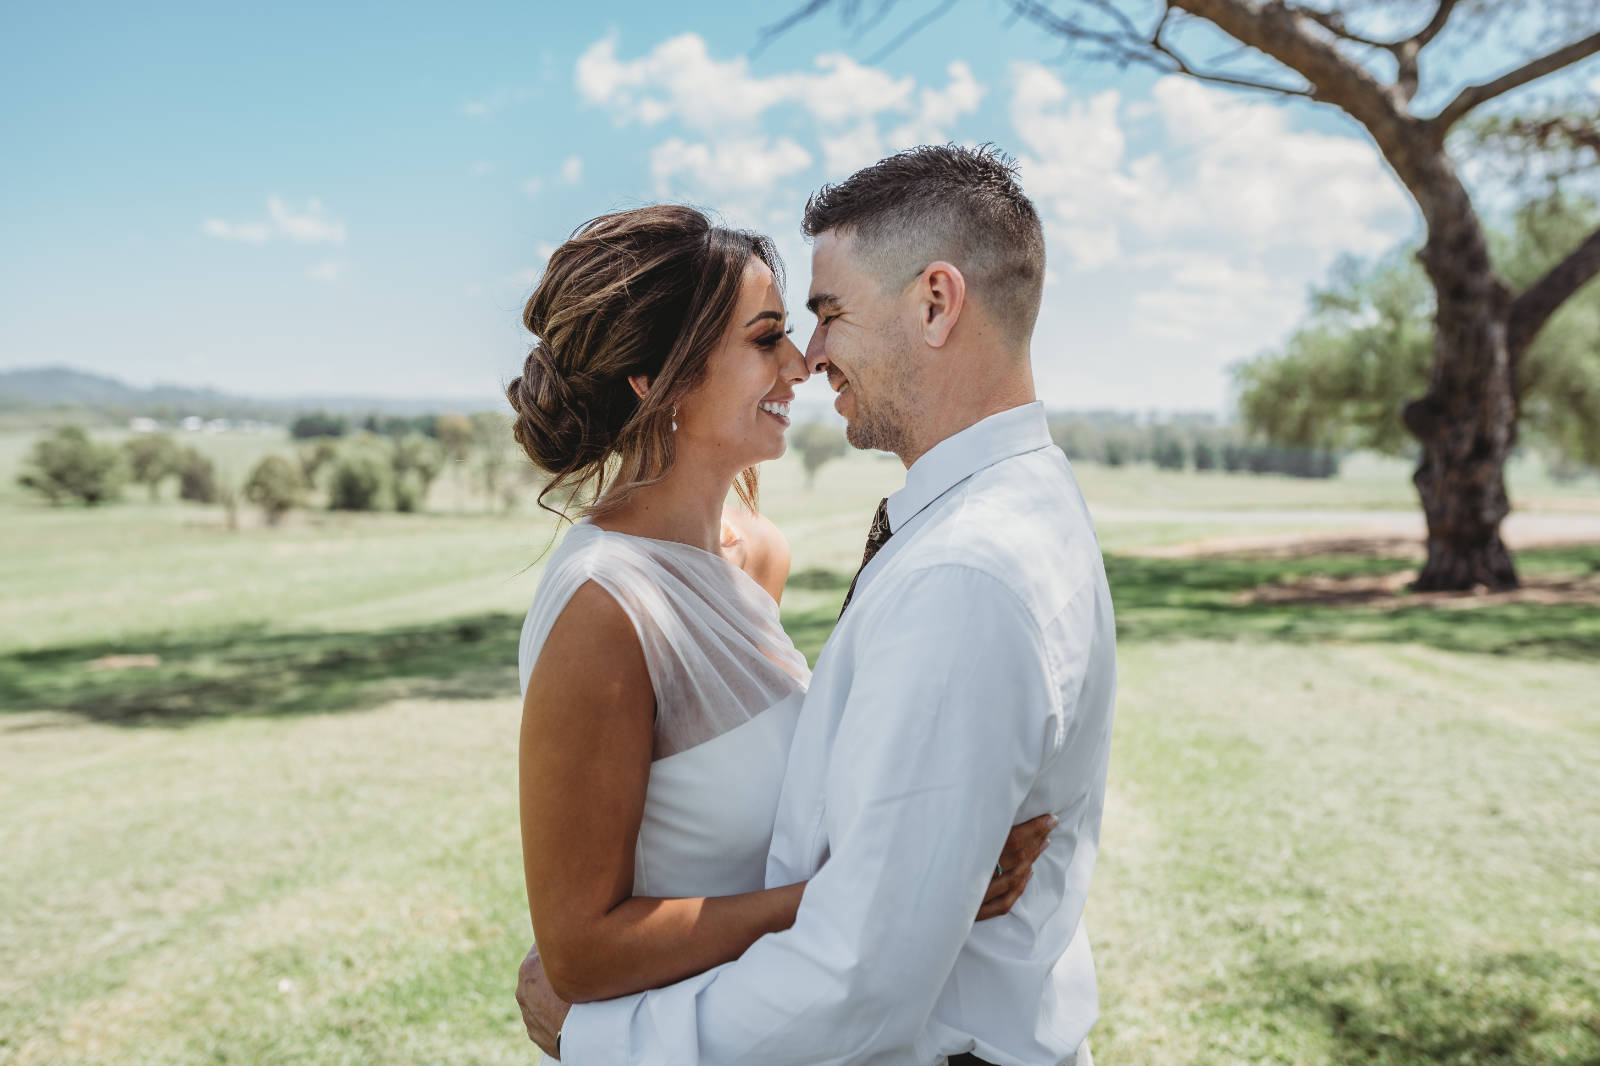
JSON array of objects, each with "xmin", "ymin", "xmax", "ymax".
[{"xmin": 805, "ymin": 230, "xmax": 916, "ymax": 457}]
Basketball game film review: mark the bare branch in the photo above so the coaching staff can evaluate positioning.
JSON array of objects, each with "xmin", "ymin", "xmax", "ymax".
[
  {"xmin": 1006, "ymin": 0, "xmax": 1314, "ymax": 98},
  {"xmin": 864, "ymin": 0, "xmax": 958, "ymax": 64},
  {"xmin": 1170, "ymin": 0, "xmax": 1408, "ymax": 142},
  {"xmin": 1508, "ymin": 223, "xmax": 1600, "ymax": 358},
  {"xmin": 754, "ymin": 0, "xmax": 835, "ymax": 55},
  {"xmin": 1003, "ymin": 0, "xmax": 1167, "ymax": 68},
  {"xmin": 1296, "ymin": 6, "xmax": 1392, "ymax": 50},
  {"xmin": 1409, "ymin": 0, "xmax": 1460, "ymax": 50},
  {"xmin": 1151, "ymin": 10, "xmax": 1315, "ymax": 97},
  {"xmin": 1432, "ymin": 32, "xmax": 1600, "ymax": 133}
]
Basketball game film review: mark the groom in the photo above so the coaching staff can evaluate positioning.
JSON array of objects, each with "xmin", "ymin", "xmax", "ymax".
[{"xmin": 520, "ymin": 144, "xmax": 1116, "ymax": 1066}]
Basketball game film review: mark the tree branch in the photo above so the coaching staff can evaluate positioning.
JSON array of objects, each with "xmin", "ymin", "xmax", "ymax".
[
  {"xmin": 1152, "ymin": 18, "xmax": 1315, "ymax": 97},
  {"xmin": 1432, "ymin": 32, "xmax": 1600, "ymax": 133},
  {"xmin": 1170, "ymin": 0, "xmax": 1411, "ymax": 149},
  {"xmin": 754, "ymin": 0, "xmax": 835, "ymax": 55},
  {"xmin": 1295, "ymin": 6, "xmax": 1391, "ymax": 50},
  {"xmin": 1006, "ymin": 0, "xmax": 1314, "ymax": 98},
  {"xmin": 1508, "ymin": 223, "xmax": 1600, "ymax": 358},
  {"xmin": 1408, "ymin": 0, "xmax": 1459, "ymax": 50}
]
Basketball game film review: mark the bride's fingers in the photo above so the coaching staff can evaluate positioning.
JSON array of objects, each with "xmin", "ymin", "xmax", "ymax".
[
  {"xmin": 981, "ymin": 862, "xmax": 1026, "ymax": 906},
  {"xmin": 996, "ymin": 813, "xmax": 1057, "ymax": 873},
  {"xmin": 976, "ymin": 869, "xmax": 1033, "ymax": 920}
]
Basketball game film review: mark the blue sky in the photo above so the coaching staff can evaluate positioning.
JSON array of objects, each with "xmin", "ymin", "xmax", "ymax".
[{"xmin": 2, "ymin": 1, "xmax": 1592, "ymax": 412}]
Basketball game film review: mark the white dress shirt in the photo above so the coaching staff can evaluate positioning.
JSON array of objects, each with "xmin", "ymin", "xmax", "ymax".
[{"xmin": 560, "ymin": 401, "xmax": 1118, "ymax": 1066}]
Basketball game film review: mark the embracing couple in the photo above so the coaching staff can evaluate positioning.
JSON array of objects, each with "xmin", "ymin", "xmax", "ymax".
[{"xmin": 509, "ymin": 144, "xmax": 1116, "ymax": 1066}]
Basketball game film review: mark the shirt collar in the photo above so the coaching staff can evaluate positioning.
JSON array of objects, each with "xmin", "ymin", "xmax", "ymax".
[{"xmin": 885, "ymin": 401, "xmax": 1052, "ymax": 533}]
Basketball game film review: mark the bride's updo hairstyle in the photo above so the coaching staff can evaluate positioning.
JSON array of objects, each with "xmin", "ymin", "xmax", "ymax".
[{"xmin": 508, "ymin": 205, "xmax": 783, "ymax": 520}]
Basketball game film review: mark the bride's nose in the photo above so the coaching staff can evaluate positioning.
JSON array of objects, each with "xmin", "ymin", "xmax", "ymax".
[{"xmin": 780, "ymin": 334, "xmax": 807, "ymax": 384}]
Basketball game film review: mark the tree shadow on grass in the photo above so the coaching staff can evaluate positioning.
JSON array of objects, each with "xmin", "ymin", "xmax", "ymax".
[
  {"xmin": 1104, "ymin": 547, "xmax": 1600, "ymax": 660},
  {"xmin": 779, "ymin": 545, "xmax": 1600, "ymax": 664},
  {"xmin": 0, "ymin": 612, "xmax": 523, "ymax": 728},
  {"xmin": 1253, "ymin": 951, "xmax": 1600, "ymax": 1065}
]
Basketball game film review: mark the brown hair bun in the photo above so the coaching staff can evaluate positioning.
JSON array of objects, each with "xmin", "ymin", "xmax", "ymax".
[{"xmin": 507, "ymin": 205, "xmax": 783, "ymax": 519}]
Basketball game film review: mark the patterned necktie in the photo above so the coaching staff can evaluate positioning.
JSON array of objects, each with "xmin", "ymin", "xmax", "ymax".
[{"xmin": 839, "ymin": 497, "xmax": 892, "ymax": 618}]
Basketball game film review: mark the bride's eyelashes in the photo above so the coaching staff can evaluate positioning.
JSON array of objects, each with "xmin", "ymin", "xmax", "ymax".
[{"xmin": 755, "ymin": 326, "xmax": 795, "ymax": 349}]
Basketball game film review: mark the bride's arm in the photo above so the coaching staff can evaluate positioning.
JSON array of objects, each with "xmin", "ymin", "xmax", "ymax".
[{"xmin": 518, "ymin": 580, "xmax": 805, "ymax": 1005}]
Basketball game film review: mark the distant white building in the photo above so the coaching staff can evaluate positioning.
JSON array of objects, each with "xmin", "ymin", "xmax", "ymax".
[
  {"xmin": 181, "ymin": 416, "xmax": 204, "ymax": 432},
  {"xmin": 129, "ymin": 417, "xmax": 161, "ymax": 433}
]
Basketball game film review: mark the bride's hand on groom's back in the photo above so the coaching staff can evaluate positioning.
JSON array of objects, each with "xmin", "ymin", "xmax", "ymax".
[{"xmin": 978, "ymin": 813, "xmax": 1058, "ymax": 921}]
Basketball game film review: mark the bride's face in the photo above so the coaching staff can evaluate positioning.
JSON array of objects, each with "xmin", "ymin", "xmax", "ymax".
[{"xmin": 673, "ymin": 258, "xmax": 808, "ymax": 469}]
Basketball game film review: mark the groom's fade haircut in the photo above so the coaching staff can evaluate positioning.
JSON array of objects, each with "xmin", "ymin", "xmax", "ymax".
[{"xmin": 801, "ymin": 143, "xmax": 1046, "ymax": 347}]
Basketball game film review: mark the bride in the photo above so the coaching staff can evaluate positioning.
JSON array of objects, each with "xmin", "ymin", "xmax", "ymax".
[{"xmin": 508, "ymin": 205, "xmax": 1052, "ymax": 1013}]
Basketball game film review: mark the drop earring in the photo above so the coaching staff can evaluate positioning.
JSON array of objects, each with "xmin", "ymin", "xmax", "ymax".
[{"xmin": 671, "ymin": 406, "xmax": 678, "ymax": 433}]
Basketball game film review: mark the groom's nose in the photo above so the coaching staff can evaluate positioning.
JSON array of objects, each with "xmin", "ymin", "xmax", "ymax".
[{"xmin": 804, "ymin": 330, "xmax": 829, "ymax": 376}]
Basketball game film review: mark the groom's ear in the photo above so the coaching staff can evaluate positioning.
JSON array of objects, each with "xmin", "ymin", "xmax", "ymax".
[{"xmin": 918, "ymin": 261, "xmax": 965, "ymax": 349}]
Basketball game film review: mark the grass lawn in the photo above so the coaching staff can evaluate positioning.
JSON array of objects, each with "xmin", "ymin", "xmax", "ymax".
[{"xmin": 3, "ymin": 446, "xmax": 1597, "ymax": 1064}]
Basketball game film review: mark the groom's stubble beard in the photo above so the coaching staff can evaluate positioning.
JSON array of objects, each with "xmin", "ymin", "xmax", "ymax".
[{"xmin": 843, "ymin": 318, "xmax": 916, "ymax": 457}]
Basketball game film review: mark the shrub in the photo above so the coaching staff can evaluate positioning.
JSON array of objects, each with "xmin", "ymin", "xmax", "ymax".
[
  {"xmin": 790, "ymin": 421, "xmax": 849, "ymax": 488},
  {"xmin": 289, "ymin": 412, "xmax": 348, "ymax": 440},
  {"xmin": 298, "ymin": 438, "xmax": 340, "ymax": 486},
  {"xmin": 122, "ymin": 433, "xmax": 183, "ymax": 500},
  {"xmin": 1153, "ymin": 436, "xmax": 1187, "ymax": 471},
  {"xmin": 243, "ymin": 455, "xmax": 305, "ymax": 525},
  {"xmin": 17, "ymin": 426, "xmax": 126, "ymax": 505},
  {"xmin": 177, "ymin": 447, "xmax": 218, "ymax": 503},
  {"xmin": 326, "ymin": 446, "xmax": 394, "ymax": 511},
  {"xmin": 391, "ymin": 433, "xmax": 446, "ymax": 511}
]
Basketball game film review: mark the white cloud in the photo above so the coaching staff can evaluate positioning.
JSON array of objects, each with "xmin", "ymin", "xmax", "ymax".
[
  {"xmin": 203, "ymin": 196, "xmax": 346, "ymax": 246},
  {"xmin": 306, "ymin": 260, "xmax": 344, "ymax": 283},
  {"xmin": 819, "ymin": 122, "xmax": 888, "ymax": 179},
  {"xmin": 1013, "ymin": 63, "xmax": 1416, "ymax": 410},
  {"xmin": 1129, "ymin": 254, "xmax": 1302, "ymax": 347},
  {"xmin": 202, "ymin": 218, "xmax": 273, "ymax": 243},
  {"xmin": 1011, "ymin": 63, "xmax": 1411, "ymax": 269},
  {"xmin": 815, "ymin": 62, "xmax": 988, "ymax": 179},
  {"xmin": 523, "ymin": 177, "xmax": 543, "ymax": 197},
  {"xmin": 1129, "ymin": 78, "xmax": 1409, "ymax": 257},
  {"xmin": 888, "ymin": 60, "xmax": 986, "ymax": 146},
  {"xmin": 577, "ymin": 33, "xmax": 797, "ymax": 129},
  {"xmin": 576, "ymin": 32, "xmax": 924, "ymax": 134},
  {"xmin": 650, "ymin": 136, "xmax": 813, "ymax": 195},
  {"xmin": 1011, "ymin": 65, "xmax": 1135, "ymax": 269},
  {"xmin": 267, "ymin": 196, "xmax": 346, "ymax": 244},
  {"xmin": 561, "ymin": 155, "xmax": 583, "ymax": 183},
  {"xmin": 574, "ymin": 32, "xmax": 996, "ymax": 226},
  {"xmin": 471, "ymin": 161, "xmax": 494, "ymax": 176},
  {"xmin": 461, "ymin": 86, "xmax": 535, "ymax": 119},
  {"xmin": 796, "ymin": 53, "xmax": 914, "ymax": 124}
]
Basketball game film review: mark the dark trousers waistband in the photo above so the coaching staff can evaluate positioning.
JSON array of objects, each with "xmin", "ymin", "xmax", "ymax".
[{"xmin": 947, "ymin": 1055, "xmax": 999, "ymax": 1066}]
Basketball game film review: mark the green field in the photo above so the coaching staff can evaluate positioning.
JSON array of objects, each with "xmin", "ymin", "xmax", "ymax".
[{"xmin": 3, "ymin": 430, "xmax": 1598, "ymax": 1065}]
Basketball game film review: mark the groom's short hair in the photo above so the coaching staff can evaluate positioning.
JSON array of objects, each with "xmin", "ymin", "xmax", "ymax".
[{"xmin": 801, "ymin": 144, "xmax": 1046, "ymax": 346}]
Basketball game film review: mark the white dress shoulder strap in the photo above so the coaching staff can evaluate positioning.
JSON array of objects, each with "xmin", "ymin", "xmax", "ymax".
[{"xmin": 518, "ymin": 520, "xmax": 809, "ymax": 759}]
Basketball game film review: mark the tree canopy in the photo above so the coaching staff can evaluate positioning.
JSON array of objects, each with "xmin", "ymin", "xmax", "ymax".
[{"xmin": 1235, "ymin": 192, "xmax": 1600, "ymax": 470}]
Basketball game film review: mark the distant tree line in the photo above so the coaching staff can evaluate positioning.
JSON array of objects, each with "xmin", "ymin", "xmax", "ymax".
[
  {"xmin": 1046, "ymin": 413, "xmax": 1341, "ymax": 479},
  {"xmin": 288, "ymin": 412, "xmax": 443, "ymax": 440},
  {"xmin": 15, "ymin": 411, "xmax": 538, "ymax": 522}
]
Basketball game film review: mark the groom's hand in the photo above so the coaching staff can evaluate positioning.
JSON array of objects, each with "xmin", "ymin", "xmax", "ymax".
[
  {"xmin": 978, "ymin": 813, "xmax": 1058, "ymax": 920},
  {"xmin": 516, "ymin": 943, "xmax": 570, "ymax": 1059}
]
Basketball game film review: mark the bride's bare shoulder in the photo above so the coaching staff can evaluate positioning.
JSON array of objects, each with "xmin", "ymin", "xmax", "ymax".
[
  {"xmin": 722, "ymin": 507, "xmax": 791, "ymax": 605},
  {"xmin": 529, "ymin": 579, "xmax": 651, "ymax": 705}
]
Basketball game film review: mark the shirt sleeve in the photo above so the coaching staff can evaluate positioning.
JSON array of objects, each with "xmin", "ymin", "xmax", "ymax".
[{"xmin": 560, "ymin": 563, "xmax": 1062, "ymax": 1066}]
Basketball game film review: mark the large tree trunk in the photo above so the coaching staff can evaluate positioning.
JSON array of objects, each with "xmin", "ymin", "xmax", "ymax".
[{"xmin": 1402, "ymin": 166, "xmax": 1519, "ymax": 591}]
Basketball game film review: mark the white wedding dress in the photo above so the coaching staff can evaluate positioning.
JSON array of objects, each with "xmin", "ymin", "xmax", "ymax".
[{"xmin": 518, "ymin": 518, "xmax": 811, "ymax": 898}]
